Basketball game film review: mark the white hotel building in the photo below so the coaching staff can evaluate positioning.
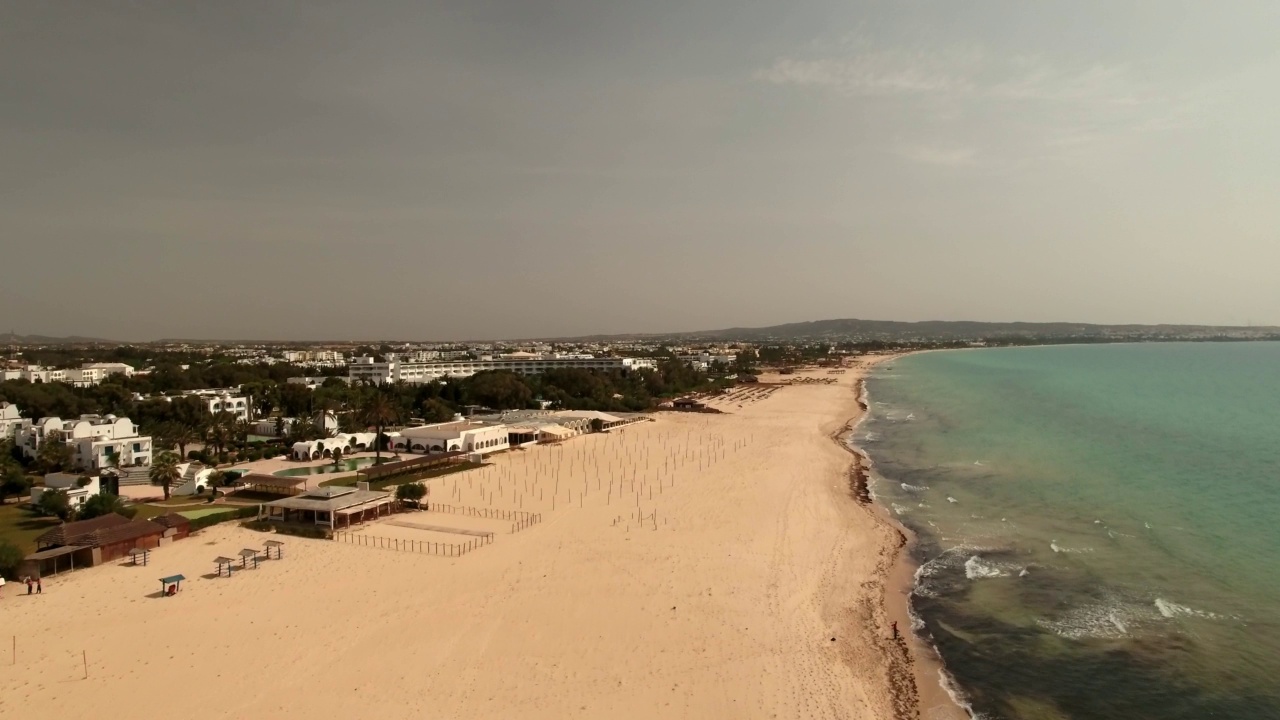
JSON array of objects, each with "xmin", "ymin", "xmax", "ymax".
[
  {"xmin": 348, "ymin": 355, "xmax": 657, "ymax": 385},
  {"xmin": 18, "ymin": 414, "xmax": 152, "ymax": 472}
]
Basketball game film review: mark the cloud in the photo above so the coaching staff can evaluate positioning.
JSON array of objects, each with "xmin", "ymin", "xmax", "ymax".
[
  {"xmin": 894, "ymin": 145, "xmax": 977, "ymax": 166},
  {"xmin": 755, "ymin": 45, "xmax": 982, "ymax": 97}
]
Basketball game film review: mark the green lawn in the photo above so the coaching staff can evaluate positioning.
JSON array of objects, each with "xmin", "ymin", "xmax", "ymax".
[
  {"xmin": 177, "ymin": 507, "xmax": 240, "ymax": 520},
  {"xmin": 0, "ymin": 503, "xmax": 61, "ymax": 554}
]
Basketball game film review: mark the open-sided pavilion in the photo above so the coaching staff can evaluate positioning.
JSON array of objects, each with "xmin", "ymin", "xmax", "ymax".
[{"xmin": 259, "ymin": 485, "xmax": 393, "ymax": 530}]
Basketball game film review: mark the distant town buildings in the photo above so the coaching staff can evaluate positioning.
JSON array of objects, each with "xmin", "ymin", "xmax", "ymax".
[
  {"xmin": 348, "ymin": 355, "xmax": 657, "ymax": 384},
  {"xmin": 0, "ymin": 362, "xmax": 134, "ymax": 387}
]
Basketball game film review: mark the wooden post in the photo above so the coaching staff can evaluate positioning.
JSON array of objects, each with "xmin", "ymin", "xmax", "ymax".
[{"xmin": 82, "ymin": 650, "xmax": 88, "ymax": 679}]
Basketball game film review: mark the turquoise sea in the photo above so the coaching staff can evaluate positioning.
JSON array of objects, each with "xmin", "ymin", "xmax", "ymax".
[{"xmin": 858, "ymin": 343, "xmax": 1280, "ymax": 720}]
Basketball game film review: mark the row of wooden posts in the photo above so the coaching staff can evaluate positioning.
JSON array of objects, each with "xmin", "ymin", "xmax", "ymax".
[
  {"xmin": 331, "ymin": 531, "xmax": 492, "ymax": 557},
  {"xmin": 424, "ymin": 502, "xmax": 540, "ymax": 523}
]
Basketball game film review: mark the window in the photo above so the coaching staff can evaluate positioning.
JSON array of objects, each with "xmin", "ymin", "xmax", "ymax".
[{"xmin": 133, "ymin": 443, "xmax": 141, "ymax": 452}]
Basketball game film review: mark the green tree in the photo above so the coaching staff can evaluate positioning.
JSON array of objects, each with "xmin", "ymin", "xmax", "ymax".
[
  {"xmin": 36, "ymin": 488, "xmax": 73, "ymax": 520},
  {"xmin": 171, "ymin": 423, "xmax": 198, "ymax": 459},
  {"xmin": 360, "ymin": 391, "xmax": 399, "ymax": 465},
  {"xmin": 78, "ymin": 492, "xmax": 136, "ymax": 520},
  {"xmin": 0, "ymin": 464, "xmax": 31, "ymax": 500},
  {"xmin": 36, "ymin": 430, "xmax": 73, "ymax": 474},
  {"xmin": 149, "ymin": 451, "xmax": 182, "ymax": 501},
  {"xmin": 463, "ymin": 371, "xmax": 533, "ymax": 411},
  {"xmin": 395, "ymin": 482, "xmax": 427, "ymax": 506},
  {"xmin": 0, "ymin": 540, "xmax": 25, "ymax": 580},
  {"xmin": 331, "ymin": 446, "xmax": 344, "ymax": 468},
  {"xmin": 419, "ymin": 397, "xmax": 455, "ymax": 423}
]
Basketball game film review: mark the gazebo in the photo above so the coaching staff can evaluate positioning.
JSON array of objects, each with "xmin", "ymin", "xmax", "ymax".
[
  {"xmin": 159, "ymin": 574, "xmax": 185, "ymax": 596},
  {"xmin": 263, "ymin": 540, "xmax": 284, "ymax": 559},
  {"xmin": 213, "ymin": 556, "xmax": 236, "ymax": 577},
  {"xmin": 127, "ymin": 547, "xmax": 150, "ymax": 566},
  {"xmin": 238, "ymin": 548, "xmax": 260, "ymax": 569}
]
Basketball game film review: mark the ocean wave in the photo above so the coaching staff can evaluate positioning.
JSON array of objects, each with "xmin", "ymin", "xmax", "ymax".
[
  {"xmin": 891, "ymin": 503, "xmax": 911, "ymax": 516},
  {"xmin": 1050, "ymin": 540, "xmax": 1094, "ymax": 554},
  {"xmin": 1154, "ymin": 598, "xmax": 1231, "ymax": 621},
  {"xmin": 900, "ymin": 482, "xmax": 929, "ymax": 492},
  {"xmin": 964, "ymin": 555, "xmax": 1008, "ymax": 580},
  {"xmin": 1038, "ymin": 590, "xmax": 1168, "ymax": 640}
]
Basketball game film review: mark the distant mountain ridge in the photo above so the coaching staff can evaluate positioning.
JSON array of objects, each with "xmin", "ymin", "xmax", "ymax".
[
  {"xmin": 0, "ymin": 332, "xmax": 115, "ymax": 345},
  {"xmin": 680, "ymin": 318, "xmax": 1280, "ymax": 342},
  {"xmin": 557, "ymin": 319, "xmax": 1280, "ymax": 343}
]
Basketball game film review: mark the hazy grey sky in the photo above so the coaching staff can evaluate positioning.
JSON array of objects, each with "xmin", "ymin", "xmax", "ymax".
[{"xmin": 4, "ymin": 2, "xmax": 1279, "ymax": 341}]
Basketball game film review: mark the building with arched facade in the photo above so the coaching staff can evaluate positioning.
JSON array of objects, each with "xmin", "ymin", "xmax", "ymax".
[{"xmin": 291, "ymin": 432, "xmax": 378, "ymax": 461}]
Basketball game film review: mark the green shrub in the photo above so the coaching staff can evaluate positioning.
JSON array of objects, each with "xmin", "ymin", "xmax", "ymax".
[
  {"xmin": 240, "ymin": 519, "xmax": 274, "ymax": 533},
  {"xmin": 271, "ymin": 523, "xmax": 329, "ymax": 540},
  {"xmin": 0, "ymin": 540, "xmax": 25, "ymax": 580},
  {"xmin": 186, "ymin": 505, "xmax": 258, "ymax": 531}
]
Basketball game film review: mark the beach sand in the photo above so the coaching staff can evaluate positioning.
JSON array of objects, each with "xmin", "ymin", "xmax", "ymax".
[{"xmin": 1, "ymin": 359, "xmax": 962, "ymax": 719}]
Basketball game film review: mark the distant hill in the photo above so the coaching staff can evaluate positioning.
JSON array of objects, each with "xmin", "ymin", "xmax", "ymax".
[
  {"xmin": 562, "ymin": 319, "xmax": 1280, "ymax": 343},
  {"xmin": 0, "ymin": 332, "xmax": 116, "ymax": 345}
]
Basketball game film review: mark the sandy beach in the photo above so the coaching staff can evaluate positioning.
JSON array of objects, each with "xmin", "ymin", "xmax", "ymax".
[{"xmin": 0, "ymin": 359, "xmax": 962, "ymax": 719}]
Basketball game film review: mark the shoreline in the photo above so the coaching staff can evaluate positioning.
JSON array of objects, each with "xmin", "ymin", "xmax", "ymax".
[{"xmin": 836, "ymin": 354, "xmax": 971, "ymax": 720}]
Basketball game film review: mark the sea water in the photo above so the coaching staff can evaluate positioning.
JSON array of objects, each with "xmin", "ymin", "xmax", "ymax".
[{"xmin": 858, "ymin": 343, "xmax": 1280, "ymax": 720}]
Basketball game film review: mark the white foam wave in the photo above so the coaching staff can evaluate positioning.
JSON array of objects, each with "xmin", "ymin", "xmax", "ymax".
[
  {"xmin": 947, "ymin": 496, "xmax": 958, "ymax": 503},
  {"xmin": 900, "ymin": 482, "xmax": 928, "ymax": 492},
  {"xmin": 964, "ymin": 555, "xmax": 1008, "ymax": 580},
  {"xmin": 1155, "ymin": 598, "xmax": 1229, "ymax": 620},
  {"xmin": 1038, "ymin": 591, "xmax": 1164, "ymax": 640}
]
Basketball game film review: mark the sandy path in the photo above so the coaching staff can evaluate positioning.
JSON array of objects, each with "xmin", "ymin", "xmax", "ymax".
[{"xmin": 0, "ymin": 362, "xmax": 949, "ymax": 719}]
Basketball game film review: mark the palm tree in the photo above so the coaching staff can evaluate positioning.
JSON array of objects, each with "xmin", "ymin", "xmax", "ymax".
[
  {"xmin": 360, "ymin": 391, "xmax": 399, "ymax": 465},
  {"xmin": 172, "ymin": 423, "xmax": 198, "ymax": 460},
  {"xmin": 149, "ymin": 451, "xmax": 182, "ymax": 501}
]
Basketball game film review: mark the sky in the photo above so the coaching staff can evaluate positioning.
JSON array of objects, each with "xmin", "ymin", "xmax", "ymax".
[{"xmin": 3, "ymin": 1, "xmax": 1280, "ymax": 341}]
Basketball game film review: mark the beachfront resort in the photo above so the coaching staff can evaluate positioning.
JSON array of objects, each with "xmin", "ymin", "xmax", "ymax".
[{"xmin": 0, "ymin": 357, "xmax": 946, "ymax": 719}]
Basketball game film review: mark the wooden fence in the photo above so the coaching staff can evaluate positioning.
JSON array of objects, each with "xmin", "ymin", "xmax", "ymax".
[
  {"xmin": 424, "ymin": 502, "xmax": 542, "ymax": 532},
  {"xmin": 331, "ymin": 531, "xmax": 491, "ymax": 557}
]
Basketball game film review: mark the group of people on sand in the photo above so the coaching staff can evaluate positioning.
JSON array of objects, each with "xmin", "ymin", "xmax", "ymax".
[{"xmin": 0, "ymin": 576, "xmax": 42, "ymax": 598}]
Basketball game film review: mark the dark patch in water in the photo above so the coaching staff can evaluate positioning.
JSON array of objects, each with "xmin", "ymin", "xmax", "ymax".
[{"xmin": 911, "ymin": 558, "xmax": 1280, "ymax": 720}]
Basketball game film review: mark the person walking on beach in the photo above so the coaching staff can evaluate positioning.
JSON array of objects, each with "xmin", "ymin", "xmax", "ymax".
[
  {"xmin": 37, "ymin": 577, "xmax": 43, "ymax": 594},
  {"xmin": 26, "ymin": 577, "xmax": 33, "ymax": 595}
]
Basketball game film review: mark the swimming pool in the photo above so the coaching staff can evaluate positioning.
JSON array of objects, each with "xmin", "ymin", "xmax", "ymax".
[{"xmin": 272, "ymin": 457, "xmax": 381, "ymax": 477}]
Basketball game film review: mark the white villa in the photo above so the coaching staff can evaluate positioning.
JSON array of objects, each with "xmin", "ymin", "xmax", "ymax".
[
  {"xmin": 31, "ymin": 472, "xmax": 101, "ymax": 509},
  {"xmin": 0, "ymin": 402, "xmax": 30, "ymax": 440},
  {"xmin": 291, "ymin": 432, "xmax": 378, "ymax": 461},
  {"xmin": 18, "ymin": 415, "xmax": 153, "ymax": 472}
]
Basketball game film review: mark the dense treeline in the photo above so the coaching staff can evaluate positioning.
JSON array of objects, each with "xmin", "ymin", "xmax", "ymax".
[{"xmin": 0, "ymin": 359, "xmax": 727, "ymax": 439}]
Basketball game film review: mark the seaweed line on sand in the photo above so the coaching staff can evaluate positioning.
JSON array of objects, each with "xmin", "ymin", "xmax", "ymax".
[{"xmin": 828, "ymin": 374, "xmax": 922, "ymax": 720}]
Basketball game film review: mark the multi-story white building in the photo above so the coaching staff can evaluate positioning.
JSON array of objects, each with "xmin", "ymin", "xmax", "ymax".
[
  {"xmin": 18, "ymin": 415, "xmax": 152, "ymax": 471},
  {"xmin": 0, "ymin": 402, "xmax": 31, "ymax": 440},
  {"xmin": 2, "ymin": 365, "xmax": 67, "ymax": 384},
  {"xmin": 0, "ymin": 362, "xmax": 133, "ymax": 387},
  {"xmin": 677, "ymin": 352, "xmax": 737, "ymax": 369},
  {"xmin": 349, "ymin": 356, "xmax": 657, "ymax": 385},
  {"xmin": 203, "ymin": 393, "xmax": 250, "ymax": 421},
  {"xmin": 81, "ymin": 362, "xmax": 134, "ymax": 378}
]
